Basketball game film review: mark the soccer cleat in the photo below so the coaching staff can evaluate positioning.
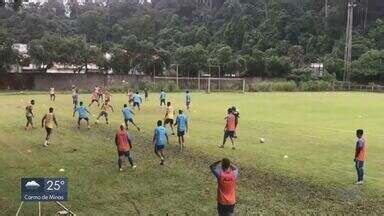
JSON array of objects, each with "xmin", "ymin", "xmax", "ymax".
[
  {"xmin": 355, "ymin": 181, "xmax": 364, "ymax": 185},
  {"xmin": 132, "ymin": 165, "xmax": 137, "ymax": 169},
  {"xmin": 87, "ymin": 125, "xmax": 91, "ymax": 129},
  {"xmin": 218, "ymin": 145, "xmax": 224, "ymax": 148},
  {"xmin": 119, "ymin": 168, "xmax": 123, "ymax": 172},
  {"xmin": 232, "ymin": 147, "xmax": 236, "ymax": 150},
  {"xmin": 137, "ymin": 127, "xmax": 141, "ymax": 131},
  {"xmin": 44, "ymin": 142, "xmax": 48, "ymax": 147}
]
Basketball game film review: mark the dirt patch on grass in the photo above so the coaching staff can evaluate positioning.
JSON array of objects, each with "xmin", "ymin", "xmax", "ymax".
[{"xmin": 167, "ymin": 145, "xmax": 384, "ymax": 214}]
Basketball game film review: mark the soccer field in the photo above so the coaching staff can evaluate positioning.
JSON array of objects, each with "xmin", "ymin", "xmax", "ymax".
[{"xmin": 0, "ymin": 92, "xmax": 383, "ymax": 215}]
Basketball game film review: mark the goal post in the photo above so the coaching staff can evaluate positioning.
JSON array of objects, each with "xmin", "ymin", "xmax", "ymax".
[{"xmin": 153, "ymin": 76, "xmax": 246, "ymax": 93}]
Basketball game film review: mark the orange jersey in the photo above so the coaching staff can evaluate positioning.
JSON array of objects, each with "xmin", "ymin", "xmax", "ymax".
[
  {"xmin": 355, "ymin": 137, "xmax": 366, "ymax": 161},
  {"xmin": 116, "ymin": 129, "xmax": 130, "ymax": 152},
  {"xmin": 226, "ymin": 114, "xmax": 236, "ymax": 131}
]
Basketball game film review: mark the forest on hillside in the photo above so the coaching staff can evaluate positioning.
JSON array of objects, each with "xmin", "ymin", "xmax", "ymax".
[{"xmin": 0, "ymin": 0, "xmax": 384, "ymax": 83}]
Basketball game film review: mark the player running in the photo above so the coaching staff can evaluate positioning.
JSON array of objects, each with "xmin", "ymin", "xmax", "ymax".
[
  {"xmin": 219, "ymin": 108, "xmax": 236, "ymax": 150},
  {"xmin": 122, "ymin": 104, "xmax": 140, "ymax": 131},
  {"xmin": 231, "ymin": 106, "xmax": 240, "ymax": 138},
  {"xmin": 164, "ymin": 102, "xmax": 175, "ymax": 135},
  {"xmin": 153, "ymin": 120, "xmax": 169, "ymax": 165},
  {"xmin": 25, "ymin": 100, "xmax": 35, "ymax": 130},
  {"xmin": 144, "ymin": 88, "xmax": 149, "ymax": 101},
  {"xmin": 88, "ymin": 91, "xmax": 99, "ymax": 107},
  {"xmin": 97, "ymin": 101, "xmax": 114, "ymax": 124},
  {"xmin": 73, "ymin": 101, "xmax": 91, "ymax": 129},
  {"xmin": 72, "ymin": 89, "xmax": 79, "ymax": 110},
  {"xmin": 104, "ymin": 89, "xmax": 111, "ymax": 102},
  {"xmin": 127, "ymin": 89, "xmax": 134, "ymax": 104},
  {"xmin": 41, "ymin": 107, "xmax": 58, "ymax": 147},
  {"xmin": 174, "ymin": 109, "xmax": 188, "ymax": 149},
  {"xmin": 159, "ymin": 89, "xmax": 166, "ymax": 106},
  {"xmin": 185, "ymin": 90, "xmax": 191, "ymax": 110},
  {"xmin": 354, "ymin": 129, "xmax": 366, "ymax": 185},
  {"xmin": 49, "ymin": 86, "xmax": 55, "ymax": 101},
  {"xmin": 210, "ymin": 158, "xmax": 239, "ymax": 216},
  {"xmin": 132, "ymin": 91, "xmax": 142, "ymax": 111},
  {"xmin": 115, "ymin": 124, "xmax": 137, "ymax": 171}
]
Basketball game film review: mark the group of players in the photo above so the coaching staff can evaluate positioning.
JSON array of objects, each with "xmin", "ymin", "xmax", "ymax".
[{"xmin": 25, "ymin": 85, "xmax": 239, "ymax": 169}]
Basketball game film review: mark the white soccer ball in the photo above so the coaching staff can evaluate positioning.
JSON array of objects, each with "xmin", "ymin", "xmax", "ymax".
[
  {"xmin": 95, "ymin": 120, "xmax": 99, "ymax": 124},
  {"xmin": 259, "ymin": 138, "xmax": 265, "ymax": 143},
  {"xmin": 358, "ymin": 115, "xmax": 362, "ymax": 118},
  {"xmin": 59, "ymin": 168, "xmax": 65, "ymax": 172},
  {"xmin": 284, "ymin": 155, "xmax": 289, "ymax": 159}
]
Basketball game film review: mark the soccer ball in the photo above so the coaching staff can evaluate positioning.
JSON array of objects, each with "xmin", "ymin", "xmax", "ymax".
[
  {"xmin": 259, "ymin": 138, "xmax": 265, "ymax": 143},
  {"xmin": 95, "ymin": 120, "xmax": 99, "ymax": 124}
]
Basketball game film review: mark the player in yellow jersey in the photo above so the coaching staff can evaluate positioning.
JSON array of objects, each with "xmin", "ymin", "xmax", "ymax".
[
  {"xmin": 25, "ymin": 100, "xmax": 35, "ymax": 130},
  {"xmin": 164, "ymin": 102, "xmax": 175, "ymax": 135},
  {"xmin": 97, "ymin": 100, "xmax": 114, "ymax": 124},
  {"xmin": 41, "ymin": 107, "xmax": 58, "ymax": 147}
]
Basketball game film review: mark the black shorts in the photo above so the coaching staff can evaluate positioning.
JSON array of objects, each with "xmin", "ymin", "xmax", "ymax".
[
  {"xmin": 50, "ymin": 94, "xmax": 55, "ymax": 97},
  {"xmin": 133, "ymin": 102, "xmax": 140, "ymax": 107},
  {"xmin": 100, "ymin": 111, "xmax": 108, "ymax": 118},
  {"xmin": 177, "ymin": 131, "xmax": 185, "ymax": 137},
  {"xmin": 79, "ymin": 117, "xmax": 89, "ymax": 121},
  {"xmin": 45, "ymin": 127, "xmax": 52, "ymax": 134},
  {"xmin": 118, "ymin": 150, "xmax": 131, "ymax": 157},
  {"xmin": 125, "ymin": 118, "xmax": 134, "ymax": 123},
  {"xmin": 26, "ymin": 116, "xmax": 33, "ymax": 122},
  {"xmin": 217, "ymin": 203, "xmax": 235, "ymax": 216},
  {"xmin": 224, "ymin": 131, "xmax": 235, "ymax": 139},
  {"xmin": 160, "ymin": 99, "xmax": 166, "ymax": 104},
  {"xmin": 164, "ymin": 118, "xmax": 174, "ymax": 125},
  {"xmin": 155, "ymin": 145, "xmax": 164, "ymax": 152}
]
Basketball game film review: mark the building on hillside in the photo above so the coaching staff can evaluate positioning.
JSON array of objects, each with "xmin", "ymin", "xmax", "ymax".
[{"xmin": 310, "ymin": 63, "xmax": 324, "ymax": 77}]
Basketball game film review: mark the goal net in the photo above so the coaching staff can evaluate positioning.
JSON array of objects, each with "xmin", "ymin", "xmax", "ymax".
[{"xmin": 153, "ymin": 76, "xmax": 246, "ymax": 93}]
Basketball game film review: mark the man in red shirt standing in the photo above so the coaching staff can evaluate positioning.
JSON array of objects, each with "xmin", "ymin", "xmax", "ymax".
[
  {"xmin": 219, "ymin": 108, "xmax": 237, "ymax": 150},
  {"xmin": 115, "ymin": 124, "xmax": 136, "ymax": 171},
  {"xmin": 354, "ymin": 129, "xmax": 366, "ymax": 185},
  {"xmin": 210, "ymin": 158, "xmax": 239, "ymax": 216}
]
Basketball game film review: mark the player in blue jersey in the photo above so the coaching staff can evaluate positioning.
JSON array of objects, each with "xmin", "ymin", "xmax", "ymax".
[
  {"xmin": 122, "ymin": 104, "xmax": 140, "ymax": 131},
  {"xmin": 174, "ymin": 109, "xmax": 188, "ymax": 149},
  {"xmin": 132, "ymin": 91, "xmax": 142, "ymax": 111},
  {"xmin": 159, "ymin": 89, "xmax": 166, "ymax": 106},
  {"xmin": 73, "ymin": 101, "xmax": 91, "ymax": 129},
  {"xmin": 152, "ymin": 120, "xmax": 169, "ymax": 165},
  {"xmin": 185, "ymin": 91, "xmax": 191, "ymax": 110}
]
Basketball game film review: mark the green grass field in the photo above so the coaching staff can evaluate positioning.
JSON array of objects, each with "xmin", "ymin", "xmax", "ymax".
[{"xmin": 0, "ymin": 92, "xmax": 384, "ymax": 215}]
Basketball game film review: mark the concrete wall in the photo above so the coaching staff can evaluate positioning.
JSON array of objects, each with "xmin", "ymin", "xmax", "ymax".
[{"xmin": 0, "ymin": 73, "xmax": 266, "ymax": 91}]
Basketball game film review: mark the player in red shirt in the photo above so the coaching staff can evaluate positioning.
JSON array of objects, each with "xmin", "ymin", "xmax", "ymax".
[
  {"xmin": 115, "ymin": 124, "xmax": 136, "ymax": 171},
  {"xmin": 354, "ymin": 129, "xmax": 366, "ymax": 185},
  {"xmin": 210, "ymin": 158, "xmax": 238, "ymax": 216},
  {"xmin": 219, "ymin": 108, "xmax": 236, "ymax": 150}
]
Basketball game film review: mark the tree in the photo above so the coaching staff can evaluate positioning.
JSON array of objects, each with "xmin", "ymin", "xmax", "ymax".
[
  {"xmin": 175, "ymin": 44, "xmax": 208, "ymax": 76},
  {"xmin": 352, "ymin": 50, "xmax": 384, "ymax": 82}
]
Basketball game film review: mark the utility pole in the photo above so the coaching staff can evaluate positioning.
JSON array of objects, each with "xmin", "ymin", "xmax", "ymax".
[
  {"xmin": 343, "ymin": 0, "xmax": 356, "ymax": 83},
  {"xmin": 324, "ymin": 0, "xmax": 328, "ymax": 29}
]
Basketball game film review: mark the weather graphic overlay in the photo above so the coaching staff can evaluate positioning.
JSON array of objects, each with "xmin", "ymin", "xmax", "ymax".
[{"xmin": 21, "ymin": 178, "xmax": 68, "ymax": 202}]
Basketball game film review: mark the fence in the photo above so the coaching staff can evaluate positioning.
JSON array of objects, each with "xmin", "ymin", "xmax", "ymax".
[
  {"xmin": 153, "ymin": 76, "xmax": 246, "ymax": 93},
  {"xmin": 332, "ymin": 83, "xmax": 384, "ymax": 92}
]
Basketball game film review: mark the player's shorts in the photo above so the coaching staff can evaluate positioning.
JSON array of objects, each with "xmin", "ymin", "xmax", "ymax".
[
  {"xmin": 50, "ymin": 94, "xmax": 55, "ymax": 97},
  {"xmin": 118, "ymin": 150, "xmax": 130, "ymax": 157},
  {"xmin": 45, "ymin": 127, "xmax": 52, "ymax": 134},
  {"xmin": 100, "ymin": 111, "xmax": 108, "ymax": 118},
  {"xmin": 73, "ymin": 100, "xmax": 78, "ymax": 105},
  {"xmin": 217, "ymin": 203, "xmax": 235, "ymax": 216},
  {"xmin": 26, "ymin": 116, "xmax": 33, "ymax": 122},
  {"xmin": 124, "ymin": 118, "xmax": 134, "ymax": 123},
  {"xmin": 177, "ymin": 131, "xmax": 185, "ymax": 137},
  {"xmin": 224, "ymin": 131, "xmax": 235, "ymax": 139},
  {"xmin": 133, "ymin": 102, "xmax": 140, "ymax": 107},
  {"xmin": 164, "ymin": 118, "xmax": 174, "ymax": 125},
  {"xmin": 160, "ymin": 99, "xmax": 166, "ymax": 104},
  {"xmin": 79, "ymin": 117, "xmax": 89, "ymax": 121},
  {"xmin": 186, "ymin": 101, "xmax": 191, "ymax": 106},
  {"xmin": 155, "ymin": 145, "xmax": 164, "ymax": 152}
]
